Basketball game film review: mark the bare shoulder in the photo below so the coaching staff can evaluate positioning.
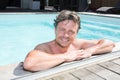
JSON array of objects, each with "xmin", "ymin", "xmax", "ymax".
[
  {"xmin": 26, "ymin": 50, "xmax": 41, "ymax": 58},
  {"xmin": 26, "ymin": 41, "xmax": 52, "ymax": 58},
  {"xmin": 34, "ymin": 41, "xmax": 52, "ymax": 53},
  {"xmin": 74, "ymin": 38, "xmax": 99, "ymax": 49},
  {"xmin": 72, "ymin": 39, "xmax": 86, "ymax": 49},
  {"xmin": 76, "ymin": 38, "xmax": 99, "ymax": 44},
  {"xmin": 74, "ymin": 38, "xmax": 94, "ymax": 45}
]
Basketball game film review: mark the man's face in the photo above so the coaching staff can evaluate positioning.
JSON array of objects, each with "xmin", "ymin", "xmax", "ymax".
[{"xmin": 55, "ymin": 20, "xmax": 79, "ymax": 48}]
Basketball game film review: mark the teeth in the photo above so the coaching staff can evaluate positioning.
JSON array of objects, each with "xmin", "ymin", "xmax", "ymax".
[{"xmin": 62, "ymin": 38, "xmax": 68, "ymax": 42}]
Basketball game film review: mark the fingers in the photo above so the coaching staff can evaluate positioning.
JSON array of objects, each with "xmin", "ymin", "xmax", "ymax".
[
  {"xmin": 65, "ymin": 50, "xmax": 93, "ymax": 61},
  {"xmin": 76, "ymin": 50, "xmax": 92, "ymax": 60}
]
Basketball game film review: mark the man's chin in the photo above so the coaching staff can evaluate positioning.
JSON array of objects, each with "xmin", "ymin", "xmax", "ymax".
[
  {"xmin": 55, "ymin": 40, "xmax": 71, "ymax": 48},
  {"xmin": 59, "ymin": 43, "xmax": 70, "ymax": 48}
]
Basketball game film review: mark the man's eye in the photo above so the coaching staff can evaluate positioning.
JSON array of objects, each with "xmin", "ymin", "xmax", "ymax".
[{"xmin": 68, "ymin": 31, "xmax": 74, "ymax": 35}]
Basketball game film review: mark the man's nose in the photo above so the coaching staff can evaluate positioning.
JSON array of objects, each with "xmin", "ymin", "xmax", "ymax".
[{"xmin": 64, "ymin": 33, "xmax": 69, "ymax": 37}]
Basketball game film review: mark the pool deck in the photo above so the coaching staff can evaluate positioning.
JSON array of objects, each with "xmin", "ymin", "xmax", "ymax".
[{"xmin": 0, "ymin": 42, "xmax": 120, "ymax": 80}]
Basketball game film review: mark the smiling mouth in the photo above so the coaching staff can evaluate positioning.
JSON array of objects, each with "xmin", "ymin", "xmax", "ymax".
[{"xmin": 61, "ymin": 38, "xmax": 69, "ymax": 43}]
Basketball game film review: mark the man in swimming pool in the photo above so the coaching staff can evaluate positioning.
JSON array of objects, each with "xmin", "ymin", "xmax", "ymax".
[{"xmin": 23, "ymin": 10, "xmax": 115, "ymax": 72}]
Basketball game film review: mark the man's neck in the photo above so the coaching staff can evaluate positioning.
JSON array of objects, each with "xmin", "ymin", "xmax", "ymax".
[{"xmin": 53, "ymin": 40, "xmax": 70, "ymax": 53}]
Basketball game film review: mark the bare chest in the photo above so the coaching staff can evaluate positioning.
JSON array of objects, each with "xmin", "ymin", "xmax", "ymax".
[{"xmin": 50, "ymin": 45, "xmax": 80, "ymax": 54}]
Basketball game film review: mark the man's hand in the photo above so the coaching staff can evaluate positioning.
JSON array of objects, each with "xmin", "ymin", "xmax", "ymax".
[
  {"xmin": 64, "ymin": 49, "xmax": 94, "ymax": 62},
  {"xmin": 64, "ymin": 50, "xmax": 84, "ymax": 62},
  {"xmin": 77, "ymin": 49, "xmax": 93, "ymax": 60}
]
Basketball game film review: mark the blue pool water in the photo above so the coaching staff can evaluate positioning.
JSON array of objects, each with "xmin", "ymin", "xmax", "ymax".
[{"xmin": 0, "ymin": 13, "xmax": 120, "ymax": 66}]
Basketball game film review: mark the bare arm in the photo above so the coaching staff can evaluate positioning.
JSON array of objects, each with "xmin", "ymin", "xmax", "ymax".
[
  {"xmin": 78, "ymin": 39, "xmax": 115, "ymax": 59},
  {"xmin": 23, "ymin": 50, "xmax": 66, "ymax": 71},
  {"xmin": 23, "ymin": 43, "xmax": 69, "ymax": 72},
  {"xmin": 85, "ymin": 39, "xmax": 115, "ymax": 54},
  {"xmin": 23, "ymin": 49, "xmax": 82, "ymax": 71}
]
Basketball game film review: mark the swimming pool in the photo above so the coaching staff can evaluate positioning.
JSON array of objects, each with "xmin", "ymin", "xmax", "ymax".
[{"xmin": 0, "ymin": 13, "xmax": 120, "ymax": 66}]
